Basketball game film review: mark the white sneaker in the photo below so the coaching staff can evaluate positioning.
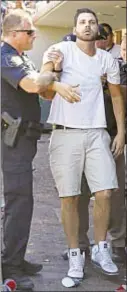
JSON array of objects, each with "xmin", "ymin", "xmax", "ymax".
[
  {"xmin": 68, "ymin": 248, "xmax": 85, "ymax": 278},
  {"xmin": 91, "ymin": 241, "xmax": 119, "ymax": 275}
]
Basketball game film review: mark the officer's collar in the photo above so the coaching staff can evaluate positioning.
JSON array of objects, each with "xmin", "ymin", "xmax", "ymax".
[
  {"xmin": 106, "ymin": 43, "xmax": 115, "ymax": 52},
  {"xmin": 3, "ymin": 42, "xmax": 24, "ymax": 57}
]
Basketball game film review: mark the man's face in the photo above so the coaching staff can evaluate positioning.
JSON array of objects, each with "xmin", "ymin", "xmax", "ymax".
[
  {"xmin": 15, "ymin": 19, "xmax": 36, "ymax": 51},
  {"xmin": 74, "ymin": 13, "xmax": 98, "ymax": 41},
  {"xmin": 121, "ymin": 40, "xmax": 126, "ymax": 62},
  {"xmin": 96, "ymin": 39, "xmax": 107, "ymax": 50}
]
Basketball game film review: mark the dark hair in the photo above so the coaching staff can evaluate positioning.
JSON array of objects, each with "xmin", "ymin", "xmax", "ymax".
[
  {"xmin": 74, "ymin": 8, "xmax": 98, "ymax": 26},
  {"xmin": 101, "ymin": 23, "xmax": 113, "ymax": 34},
  {"xmin": 96, "ymin": 24, "xmax": 108, "ymax": 40}
]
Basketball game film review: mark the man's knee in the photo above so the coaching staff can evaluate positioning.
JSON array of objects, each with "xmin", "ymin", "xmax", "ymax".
[
  {"xmin": 61, "ymin": 196, "xmax": 80, "ymax": 211},
  {"xmin": 95, "ymin": 190, "xmax": 112, "ymax": 202}
]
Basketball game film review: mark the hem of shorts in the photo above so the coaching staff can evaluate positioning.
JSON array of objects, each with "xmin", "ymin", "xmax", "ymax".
[
  {"xmin": 91, "ymin": 185, "xmax": 118, "ymax": 194},
  {"xmin": 59, "ymin": 191, "xmax": 81, "ymax": 198}
]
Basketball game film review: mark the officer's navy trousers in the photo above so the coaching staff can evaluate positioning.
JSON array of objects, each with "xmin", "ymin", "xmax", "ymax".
[{"xmin": 1, "ymin": 135, "xmax": 37, "ymax": 267}]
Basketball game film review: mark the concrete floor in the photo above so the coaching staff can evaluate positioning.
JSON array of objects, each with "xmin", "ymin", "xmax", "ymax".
[
  {"xmin": 1, "ymin": 134, "xmax": 126, "ymax": 291},
  {"xmin": 26, "ymin": 134, "xmax": 126, "ymax": 291}
]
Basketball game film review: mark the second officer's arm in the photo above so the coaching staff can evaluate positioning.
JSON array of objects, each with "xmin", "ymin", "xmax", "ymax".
[
  {"xmin": 2, "ymin": 53, "xmax": 80, "ymax": 103},
  {"xmin": 19, "ymin": 70, "xmax": 56, "ymax": 93},
  {"xmin": 1, "ymin": 53, "xmax": 56, "ymax": 94}
]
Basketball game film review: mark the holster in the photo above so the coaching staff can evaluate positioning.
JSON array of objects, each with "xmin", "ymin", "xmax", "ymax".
[
  {"xmin": 1, "ymin": 112, "xmax": 22, "ymax": 147},
  {"xmin": 1, "ymin": 112, "xmax": 44, "ymax": 147}
]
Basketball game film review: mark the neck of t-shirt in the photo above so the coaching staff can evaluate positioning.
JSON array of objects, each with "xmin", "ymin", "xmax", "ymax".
[{"xmin": 76, "ymin": 40, "xmax": 96, "ymax": 57}]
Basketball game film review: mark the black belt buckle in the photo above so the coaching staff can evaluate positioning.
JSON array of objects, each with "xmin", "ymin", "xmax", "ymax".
[{"xmin": 55, "ymin": 125, "xmax": 64, "ymax": 130}]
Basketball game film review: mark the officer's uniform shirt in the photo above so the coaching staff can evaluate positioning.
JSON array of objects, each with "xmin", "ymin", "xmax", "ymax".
[
  {"xmin": 104, "ymin": 57, "xmax": 127, "ymax": 137},
  {"xmin": 1, "ymin": 42, "xmax": 41, "ymax": 122},
  {"xmin": 118, "ymin": 58, "xmax": 127, "ymax": 143},
  {"xmin": 106, "ymin": 43, "xmax": 121, "ymax": 59}
]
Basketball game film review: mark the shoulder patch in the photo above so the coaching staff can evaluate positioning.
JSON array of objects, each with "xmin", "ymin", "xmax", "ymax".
[{"xmin": 5, "ymin": 54, "xmax": 23, "ymax": 67}]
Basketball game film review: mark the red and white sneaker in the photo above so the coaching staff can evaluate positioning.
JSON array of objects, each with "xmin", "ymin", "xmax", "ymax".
[
  {"xmin": 115, "ymin": 284, "xmax": 127, "ymax": 291},
  {"xmin": 2, "ymin": 279, "xmax": 17, "ymax": 291}
]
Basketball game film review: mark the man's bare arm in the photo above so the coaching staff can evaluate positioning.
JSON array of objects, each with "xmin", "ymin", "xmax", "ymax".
[
  {"xmin": 40, "ymin": 49, "xmax": 64, "ymax": 99},
  {"xmin": 34, "ymin": 50, "xmax": 80, "ymax": 103},
  {"xmin": 120, "ymin": 85, "xmax": 126, "ymax": 106},
  {"xmin": 40, "ymin": 62, "xmax": 56, "ymax": 100},
  {"xmin": 41, "ymin": 62, "xmax": 53, "ymax": 73},
  {"xmin": 108, "ymin": 82, "xmax": 125, "ymax": 157},
  {"xmin": 19, "ymin": 67, "xmax": 80, "ymax": 103},
  {"xmin": 108, "ymin": 83, "xmax": 125, "ymax": 133}
]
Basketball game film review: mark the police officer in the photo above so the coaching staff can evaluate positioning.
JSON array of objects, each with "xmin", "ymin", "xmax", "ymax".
[
  {"xmin": 100, "ymin": 23, "xmax": 121, "ymax": 59},
  {"xmin": 1, "ymin": 9, "xmax": 80, "ymax": 291}
]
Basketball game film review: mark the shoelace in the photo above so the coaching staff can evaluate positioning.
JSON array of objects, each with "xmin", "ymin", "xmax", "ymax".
[
  {"xmin": 101, "ymin": 248, "xmax": 114, "ymax": 266},
  {"xmin": 68, "ymin": 251, "xmax": 85, "ymax": 269},
  {"xmin": 69, "ymin": 254, "xmax": 83, "ymax": 271}
]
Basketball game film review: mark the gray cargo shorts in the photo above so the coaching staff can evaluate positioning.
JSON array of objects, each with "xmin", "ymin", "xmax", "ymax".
[{"xmin": 49, "ymin": 128, "xmax": 118, "ymax": 197}]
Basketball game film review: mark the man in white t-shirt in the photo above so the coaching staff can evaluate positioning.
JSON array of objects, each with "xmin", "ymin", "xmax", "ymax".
[{"xmin": 42, "ymin": 8, "xmax": 125, "ymax": 283}]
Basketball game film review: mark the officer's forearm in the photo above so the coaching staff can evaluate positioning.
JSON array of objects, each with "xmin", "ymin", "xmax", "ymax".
[
  {"xmin": 19, "ymin": 71, "xmax": 56, "ymax": 94},
  {"xmin": 35, "ymin": 71, "xmax": 56, "ymax": 92}
]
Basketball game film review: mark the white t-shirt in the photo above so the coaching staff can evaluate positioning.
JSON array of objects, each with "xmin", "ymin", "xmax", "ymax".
[
  {"xmin": 107, "ymin": 43, "xmax": 121, "ymax": 59},
  {"xmin": 43, "ymin": 41, "xmax": 120, "ymax": 128}
]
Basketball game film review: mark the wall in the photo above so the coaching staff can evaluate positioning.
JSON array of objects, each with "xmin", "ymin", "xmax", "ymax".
[
  {"xmin": 114, "ymin": 28, "xmax": 126, "ymax": 44},
  {"xmin": 27, "ymin": 26, "xmax": 71, "ymax": 125},
  {"xmin": 27, "ymin": 26, "xmax": 71, "ymax": 69},
  {"xmin": 122, "ymin": 28, "xmax": 126, "ymax": 37}
]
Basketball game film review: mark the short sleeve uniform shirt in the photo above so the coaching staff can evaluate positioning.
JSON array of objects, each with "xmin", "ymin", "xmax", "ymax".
[{"xmin": 1, "ymin": 42, "xmax": 41, "ymax": 122}]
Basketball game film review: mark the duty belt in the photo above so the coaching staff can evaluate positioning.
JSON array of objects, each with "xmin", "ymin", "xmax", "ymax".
[{"xmin": 1, "ymin": 112, "xmax": 44, "ymax": 147}]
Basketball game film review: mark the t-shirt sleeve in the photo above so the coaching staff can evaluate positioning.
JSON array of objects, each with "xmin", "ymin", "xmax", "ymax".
[
  {"xmin": 43, "ymin": 41, "xmax": 67, "ymax": 65},
  {"xmin": 1, "ymin": 53, "xmax": 34, "ymax": 89},
  {"xmin": 106, "ymin": 53, "xmax": 120, "ymax": 84}
]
